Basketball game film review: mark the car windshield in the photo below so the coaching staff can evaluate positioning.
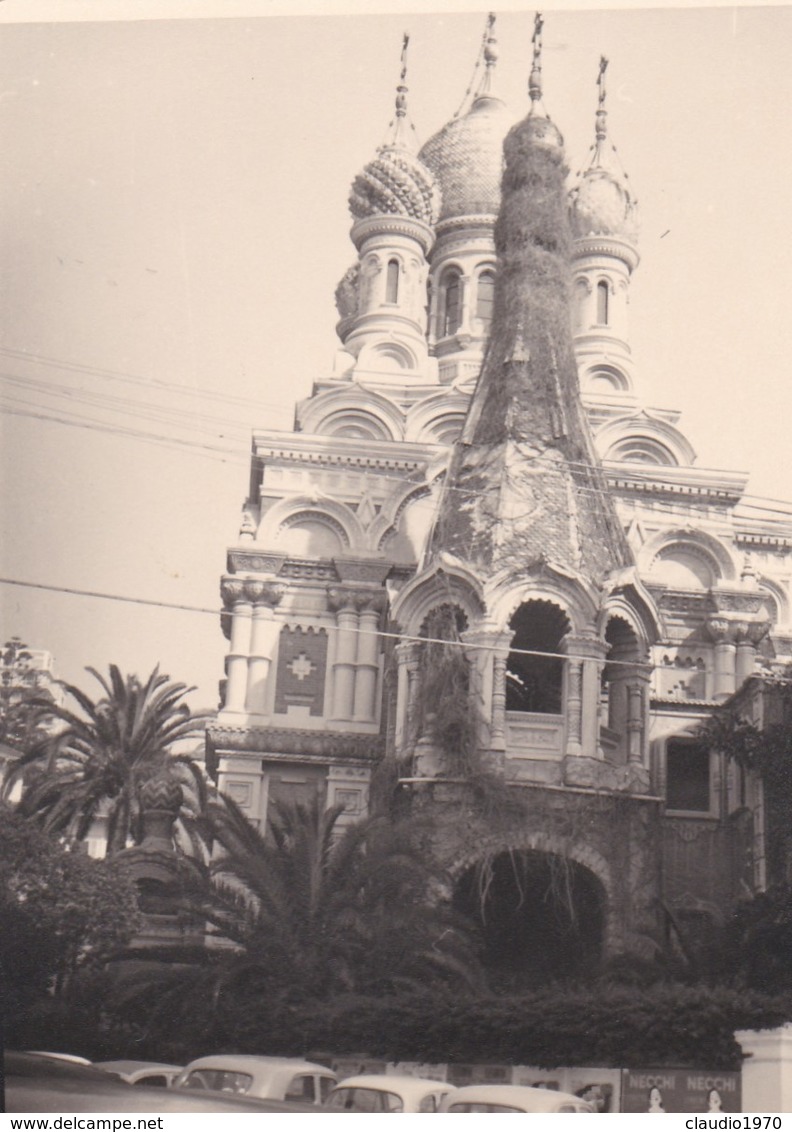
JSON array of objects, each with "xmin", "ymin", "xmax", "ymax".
[
  {"xmin": 182, "ymin": 1070, "xmax": 253, "ymax": 1094},
  {"xmin": 327, "ymin": 1087, "xmax": 404, "ymax": 1112}
]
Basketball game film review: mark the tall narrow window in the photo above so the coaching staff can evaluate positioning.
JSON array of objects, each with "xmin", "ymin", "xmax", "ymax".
[
  {"xmin": 476, "ymin": 269, "xmax": 495, "ymax": 331},
  {"xmin": 666, "ymin": 739, "xmax": 711, "ymax": 812},
  {"xmin": 596, "ymin": 280, "xmax": 609, "ymax": 325},
  {"xmin": 443, "ymin": 270, "xmax": 462, "ymax": 336},
  {"xmin": 385, "ymin": 259, "xmax": 399, "ymax": 304}
]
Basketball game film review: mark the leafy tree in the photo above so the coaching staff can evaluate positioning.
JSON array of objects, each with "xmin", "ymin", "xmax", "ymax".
[
  {"xmin": 197, "ymin": 793, "xmax": 481, "ymax": 998},
  {"xmin": 106, "ymin": 795, "xmax": 482, "ymax": 1050},
  {"xmin": 5, "ymin": 665, "xmax": 210, "ymax": 854},
  {"xmin": 700, "ymin": 683, "xmax": 792, "ymax": 884},
  {"xmin": 0, "ymin": 804, "xmax": 141, "ymax": 1020}
]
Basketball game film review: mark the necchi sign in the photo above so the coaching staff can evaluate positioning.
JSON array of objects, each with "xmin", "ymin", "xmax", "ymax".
[{"xmin": 621, "ymin": 1069, "xmax": 741, "ymax": 1113}]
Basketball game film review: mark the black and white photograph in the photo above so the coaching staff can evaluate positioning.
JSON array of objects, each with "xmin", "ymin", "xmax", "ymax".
[{"xmin": 2, "ymin": 0, "xmax": 792, "ymax": 1116}]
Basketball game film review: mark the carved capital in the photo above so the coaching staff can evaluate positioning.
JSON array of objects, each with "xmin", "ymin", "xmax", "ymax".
[
  {"xmin": 245, "ymin": 579, "xmax": 286, "ymax": 608},
  {"xmin": 327, "ymin": 585, "xmax": 387, "ymax": 614},
  {"xmin": 704, "ymin": 617, "xmax": 733, "ymax": 644},
  {"xmin": 220, "ymin": 578, "xmax": 248, "ymax": 607}
]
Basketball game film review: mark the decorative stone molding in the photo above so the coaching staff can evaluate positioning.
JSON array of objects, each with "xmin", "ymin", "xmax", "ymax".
[
  {"xmin": 221, "ymin": 576, "xmax": 284, "ymax": 608},
  {"xmin": 227, "ymin": 552, "xmax": 287, "ymax": 575},
  {"xmin": 206, "ymin": 725, "xmax": 384, "ymax": 763},
  {"xmin": 332, "ymin": 558, "xmax": 392, "ymax": 585}
]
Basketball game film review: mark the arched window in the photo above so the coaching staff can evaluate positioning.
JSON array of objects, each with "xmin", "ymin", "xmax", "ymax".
[
  {"xmin": 506, "ymin": 601, "xmax": 568, "ymax": 715},
  {"xmin": 596, "ymin": 280, "xmax": 609, "ymax": 325},
  {"xmin": 385, "ymin": 259, "xmax": 400, "ymax": 304},
  {"xmin": 442, "ymin": 270, "xmax": 462, "ymax": 336},
  {"xmin": 476, "ymin": 269, "xmax": 495, "ymax": 331}
]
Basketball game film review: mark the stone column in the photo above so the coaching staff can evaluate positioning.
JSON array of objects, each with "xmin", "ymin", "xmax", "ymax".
[
  {"xmin": 221, "ymin": 579, "xmax": 252, "ymax": 712},
  {"xmin": 490, "ymin": 650, "xmax": 509, "ymax": 751},
  {"xmin": 461, "ymin": 627, "xmax": 502, "ymax": 751},
  {"xmin": 394, "ymin": 641, "xmax": 418, "ymax": 753},
  {"xmin": 565, "ymin": 633, "xmax": 607, "ymax": 759},
  {"xmin": 244, "ymin": 580, "xmax": 285, "ymax": 714},
  {"xmin": 328, "ymin": 588, "xmax": 359, "ymax": 721},
  {"xmin": 735, "ymin": 619, "xmax": 770, "ymax": 687},
  {"xmin": 626, "ymin": 680, "xmax": 646, "ymax": 764},
  {"xmin": 565, "ymin": 659, "xmax": 584, "ymax": 756},
  {"xmin": 353, "ymin": 593, "xmax": 386, "ymax": 723},
  {"xmin": 706, "ymin": 618, "xmax": 737, "ymax": 702},
  {"xmin": 736, "ymin": 1025, "xmax": 792, "ymax": 1113}
]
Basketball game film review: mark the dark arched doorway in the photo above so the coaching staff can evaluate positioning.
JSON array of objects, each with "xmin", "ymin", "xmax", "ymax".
[{"xmin": 454, "ymin": 850, "xmax": 606, "ymax": 987}]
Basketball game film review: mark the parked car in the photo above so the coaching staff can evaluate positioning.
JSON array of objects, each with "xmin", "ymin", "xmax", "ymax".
[
  {"xmin": 325, "ymin": 1074, "xmax": 455, "ymax": 1113},
  {"xmin": 175, "ymin": 1054, "xmax": 336, "ymax": 1105},
  {"xmin": 439, "ymin": 1084, "xmax": 596, "ymax": 1113},
  {"xmin": 4, "ymin": 1052, "xmax": 323, "ymax": 1113},
  {"xmin": 94, "ymin": 1059, "xmax": 184, "ymax": 1087}
]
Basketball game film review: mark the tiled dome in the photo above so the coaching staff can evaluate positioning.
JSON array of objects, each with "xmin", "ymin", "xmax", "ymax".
[
  {"xmin": 349, "ymin": 144, "xmax": 439, "ymax": 226},
  {"xmin": 569, "ymin": 165, "xmax": 638, "ymax": 240},
  {"xmin": 140, "ymin": 771, "xmax": 183, "ymax": 814},
  {"xmin": 419, "ymin": 95, "xmax": 515, "ymax": 223}
]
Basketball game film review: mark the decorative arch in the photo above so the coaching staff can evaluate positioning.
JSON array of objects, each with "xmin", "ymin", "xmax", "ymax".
[
  {"xmin": 487, "ymin": 564, "xmax": 601, "ymax": 636},
  {"xmin": 595, "ymin": 413, "xmax": 696, "ymax": 467},
  {"xmin": 640, "ymin": 529, "xmax": 737, "ymax": 588},
  {"xmin": 581, "ymin": 363, "xmax": 630, "ymax": 395},
  {"xmin": 405, "ymin": 388, "xmax": 472, "ymax": 443},
  {"xmin": 390, "ymin": 559, "xmax": 485, "ymax": 637},
  {"xmin": 757, "ymin": 576, "xmax": 788, "ymax": 629},
  {"xmin": 449, "ymin": 830, "xmax": 616, "ymax": 919},
  {"xmin": 296, "ymin": 385, "xmax": 404, "ymax": 440},
  {"xmin": 258, "ymin": 496, "xmax": 364, "ymax": 555},
  {"xmin": 358, "ymin": 339, "xmax": 420, "ymax": 374}
]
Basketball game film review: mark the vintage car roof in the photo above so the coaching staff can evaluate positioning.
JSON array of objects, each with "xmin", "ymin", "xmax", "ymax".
[
  {"xmin": 96, "ymin": 1060, "xmax": 183, "ymax": 1074},
  {"xmin": 182, "ymin": 1054, "xmax": 334, "ymax": 1077},
  {"xmin": 443, "ymin": 1084, "xmax": 593, "ymax": 1112},
  {"xmin": 332, "ymin": 1075, "xmax": 451, "ymax": 1097}
]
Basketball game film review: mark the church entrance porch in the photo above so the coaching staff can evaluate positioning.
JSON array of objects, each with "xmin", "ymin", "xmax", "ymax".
[{"xmin": 453, "ymin": 849, "xmax": 606, "ymax": 987}]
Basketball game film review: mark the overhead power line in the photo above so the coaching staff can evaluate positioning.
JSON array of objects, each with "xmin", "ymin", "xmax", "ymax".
[{"xmin": 0, "ymin": 575, "xmax": 777, "ymax": 677}]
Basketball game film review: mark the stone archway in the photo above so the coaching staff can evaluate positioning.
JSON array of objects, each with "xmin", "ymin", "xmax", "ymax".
[{"xmin": 453, "ymin": 848, "xmax": 607, "ymax": 989}]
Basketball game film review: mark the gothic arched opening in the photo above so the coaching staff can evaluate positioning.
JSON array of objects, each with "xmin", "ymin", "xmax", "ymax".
[
  {"xmin": 454, "ymin": 850, "xmax": 606, "ymax": 987},
  {"xmin": 506, "ymin": 601, "xmax": 569, "ymax": 714},
  {"xmin": 601, "ymin": 615, "xmax": 646, "ymax": 763}
]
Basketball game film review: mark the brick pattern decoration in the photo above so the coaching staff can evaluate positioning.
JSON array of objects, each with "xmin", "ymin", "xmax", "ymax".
[{"xmin": 274, "ymin": 626, "xmax": 328, "ymax": 717}]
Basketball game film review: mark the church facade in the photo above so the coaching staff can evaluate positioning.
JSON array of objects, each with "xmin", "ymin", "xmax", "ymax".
[{"xmin": 207, "ymin": 19, "xmax": 792, "ymax": 979}]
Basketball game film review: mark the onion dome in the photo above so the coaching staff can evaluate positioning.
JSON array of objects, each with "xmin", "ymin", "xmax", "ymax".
[
  {"xmin": 569, "ymin": 58, "xmax": 638, "ymax": 239},
  {"xmin": 140, "ymin": 771, "xmax": 183, "ymax": 814},
  {"xmin": 419, "ymin": 18, "xmax": 515, "ymax": 222},
  {"xmin": 348, "ymin": 35, "xmax": 439, "ymax": 227}
]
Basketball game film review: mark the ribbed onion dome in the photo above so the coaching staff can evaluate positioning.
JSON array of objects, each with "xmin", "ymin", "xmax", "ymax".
[
  {"xmin": 419, "ymin": 94, "xmax": 516, "ymax": 223},
  {"xmin": 349, "ymin": 143, "xmax": 439, "ymax": 225},
  {"xmin": 569, "ymin": 77, "xmax": 638, "ymax": 240}
]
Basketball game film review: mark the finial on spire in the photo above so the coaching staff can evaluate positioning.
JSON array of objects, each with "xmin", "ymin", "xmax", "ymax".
[
  {"xmin": 529, "ymin": 12, "xmax": 544, "ymax": 103},
  {"xmin": 388, "ymin": 33, "xmax": 412, "ymax": 148},
  {"xmin": 595, "ymin": 55, "xmax": 608, "ymax": 142},
  {"xmin": 479, "ymin": 13, "xmax": 498, "ymax": 95}
]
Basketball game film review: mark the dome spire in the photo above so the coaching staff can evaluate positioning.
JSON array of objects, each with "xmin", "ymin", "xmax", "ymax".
[
  {"xmin": 387, "ymin": 33, "xmax": 413, "ymax": 150},
  {"xmin": 595, "ymin": 55, "xmax": 608, "ymax": 143},
  {"xmin": 476, "ymin": 13, "xmax": 499, "ymax": 99},
  {"xmin": 529, "ymin": 12, "xmax": 544, "ymax": 107}
]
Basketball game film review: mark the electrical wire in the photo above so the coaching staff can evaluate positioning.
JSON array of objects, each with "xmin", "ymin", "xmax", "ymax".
[{"xmin": 0, "ymin": 575, "xmax": 780, "ymax": 676}]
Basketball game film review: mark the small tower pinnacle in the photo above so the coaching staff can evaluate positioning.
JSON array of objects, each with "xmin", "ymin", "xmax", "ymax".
[
  {"xmin": 529, "ymin": 12, "xmax": 544, "ymax": 106},
  {"xmin": 477, "ymin": 13, "xmax": 499, "ymax": 98},
  {"xmin": 595, "ymin": 55, "xmax": 608, "ymax": 142},
  {"xmin": 387, "ymin": 33, "xmax": 412, "ymax": 149}
]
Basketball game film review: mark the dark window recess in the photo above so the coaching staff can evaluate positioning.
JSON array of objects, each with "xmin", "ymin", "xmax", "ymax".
[
  {"xmin": 385, "ymin": 259, "xmax": 399, "ymax": 303},
  {"xmin": 666, "ymin": 740, "xmax": 710, "ymax": 811}
]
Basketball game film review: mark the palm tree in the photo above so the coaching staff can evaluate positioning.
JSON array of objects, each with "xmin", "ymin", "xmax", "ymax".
[
  {"xmin": 193, "ymin": 792, "xmax": 482, "ymax": 999},
  {"xmin": 5, "ymin": 665, "xmax": 210, "ymax": 855}
]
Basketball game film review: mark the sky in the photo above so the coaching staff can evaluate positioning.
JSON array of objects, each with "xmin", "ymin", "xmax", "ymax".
[{"xmin": 1, "ymin": 1, "xmax": 791, "ymax": 713}]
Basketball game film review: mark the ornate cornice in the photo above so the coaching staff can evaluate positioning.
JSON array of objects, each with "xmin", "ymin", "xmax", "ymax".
[
  {"xmin": 350, "ymin": 214, "xmax": 435, "ymax": 257},
  {"xmin": 206, "ymin": 725, "xmax": 384, "ymax": 765},
  {"xmin": 572, "ymin": 233, "xmax": 640, "ymax": 272}
]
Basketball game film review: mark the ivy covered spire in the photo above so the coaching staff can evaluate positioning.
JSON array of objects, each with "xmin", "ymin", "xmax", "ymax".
[{"xmin": 430, "ymin": 14, "xmax": 631, "ymax": 585}]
